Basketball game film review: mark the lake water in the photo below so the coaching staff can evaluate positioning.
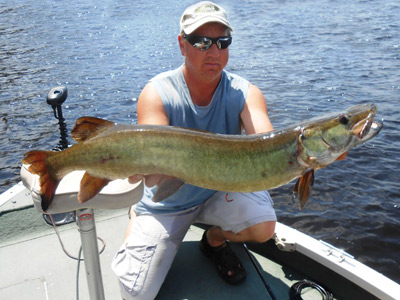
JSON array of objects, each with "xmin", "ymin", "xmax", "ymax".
[{"xmin": 1, "ymin": 0, "xmax": 399, "ymax": 284}]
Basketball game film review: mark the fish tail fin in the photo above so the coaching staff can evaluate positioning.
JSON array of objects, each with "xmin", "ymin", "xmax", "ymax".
[{"xmin": 22, "ymin": 150, "xmax": 60, "ymax": 212}]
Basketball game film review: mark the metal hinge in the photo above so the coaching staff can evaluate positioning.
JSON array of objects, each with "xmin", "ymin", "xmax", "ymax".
[{"xmin": 274, "ymin": 233, "xmax": 296, "ymax": 252}]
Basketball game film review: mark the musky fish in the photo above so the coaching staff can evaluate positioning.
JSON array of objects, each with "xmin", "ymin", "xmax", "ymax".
[{"xmin": 22, "ymin": 103, "xmax": 382, "ymax": 212}]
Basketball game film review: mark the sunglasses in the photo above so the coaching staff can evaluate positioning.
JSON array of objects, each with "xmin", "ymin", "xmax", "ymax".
[{"xmin": 183, "ymin": 35, "xmax": 232, "ymax": 51}]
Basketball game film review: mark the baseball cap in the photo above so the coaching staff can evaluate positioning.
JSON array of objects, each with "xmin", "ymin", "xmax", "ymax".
[{"xmin": 180, "ymin": 1, "xmax": 233, "ymax": 35}]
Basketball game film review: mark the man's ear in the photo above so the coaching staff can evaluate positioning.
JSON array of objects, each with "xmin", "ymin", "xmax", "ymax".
[{"xmin": 178, "ymin": 35, "xmax": 185, "ymax": 56}]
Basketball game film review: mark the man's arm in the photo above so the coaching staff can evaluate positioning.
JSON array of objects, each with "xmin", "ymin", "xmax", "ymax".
[
  {"xmin": 240, "ymin": 83, "xmax": 274, "ymax": 135},
  {"xmin": 136, "ymin": 82, "xmax": 169, "ymax": 125},
  {"xmin": 128, "ymin": 83, "xmax": 169, "ymax": 186}
]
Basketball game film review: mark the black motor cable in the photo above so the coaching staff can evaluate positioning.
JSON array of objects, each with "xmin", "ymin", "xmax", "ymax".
[
  {"xmin": 242, "ymin": 243, "xmax": 278, "ymax": 300},
  {"xmin": 289, "ymin": 280, "xmax": 334, "ymax": 300}
]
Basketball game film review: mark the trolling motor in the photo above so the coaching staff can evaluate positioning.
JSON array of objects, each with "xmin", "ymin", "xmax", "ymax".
[
  {"xmin": 47, "ymin": 86, "xmax": 69, "ymax": 151},
  {"xmin": 42, "ymin": 86, "xmax": 76, "ymax": 226}
]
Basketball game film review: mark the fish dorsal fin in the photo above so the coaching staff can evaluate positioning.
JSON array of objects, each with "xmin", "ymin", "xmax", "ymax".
[
  {"xmin": 71, "ymin": 117, "xmax": 115, "ymax": 142},
  {"xmin": 78, "ymin": 172, "xmax": 110, "ymax": 203},
  {"xmin": 293, "ymin": 169, "xmax": 314, "ymax": 210}
]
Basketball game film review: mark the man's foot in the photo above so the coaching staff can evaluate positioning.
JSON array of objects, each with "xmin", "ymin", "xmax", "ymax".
[{"xmin": 199, "ymin": 230, "xmax": 246, "ymax": 285}]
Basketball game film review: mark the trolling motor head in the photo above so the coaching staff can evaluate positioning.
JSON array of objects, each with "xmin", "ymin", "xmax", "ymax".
[
  {"xmin": 46, "ymin": 86, "xmax": 69, "ymax": 151},
  {"xmin": 47, "ymin": 86, "xmax": 68, "ymax": 108}
]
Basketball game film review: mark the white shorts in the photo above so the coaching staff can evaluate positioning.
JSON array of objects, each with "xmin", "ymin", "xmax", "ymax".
[{"xmin": 111, "ymin": 190, "xmax": 276, "ymax": 300}]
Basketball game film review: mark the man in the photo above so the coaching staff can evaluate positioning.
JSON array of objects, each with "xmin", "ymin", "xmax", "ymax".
[{"xmin": 112, "ymin": 2, "xmax": 277, "ymax": 299}]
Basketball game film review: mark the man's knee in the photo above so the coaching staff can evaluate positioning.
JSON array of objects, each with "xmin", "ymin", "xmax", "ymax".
[{"xmin": 246, "ymin": 221, "xmax": 276, "ymax": 243}]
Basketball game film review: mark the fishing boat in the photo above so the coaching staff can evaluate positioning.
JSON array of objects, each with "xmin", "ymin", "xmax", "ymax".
[{"xmin": 0, "ymin": 87, "xmax": 399, "ymax": 300}]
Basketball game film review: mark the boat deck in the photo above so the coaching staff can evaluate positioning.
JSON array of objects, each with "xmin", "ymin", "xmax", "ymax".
[
  {"xmin": 0, "ymin": 207, "xmax": 324, "ymax": 300},
  {"xmin": 3, "ymin": 181, "xmax": 398, "ymax": 300}
]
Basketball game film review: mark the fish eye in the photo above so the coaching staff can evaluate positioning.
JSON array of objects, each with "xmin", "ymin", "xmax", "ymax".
[{"xmin": 339, "ymin": 114, "xmax": 349, "ymax": 125}]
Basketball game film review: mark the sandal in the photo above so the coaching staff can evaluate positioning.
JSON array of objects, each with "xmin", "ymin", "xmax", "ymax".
[{"xmin": 199, "ymin": 230, "xmax": 246, "ymax": 285}]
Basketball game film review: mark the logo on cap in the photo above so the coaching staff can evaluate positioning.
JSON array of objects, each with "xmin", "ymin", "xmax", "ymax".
[{"xmin": 195, "ymin": 4, "xmax": 220, "ymax": 13}]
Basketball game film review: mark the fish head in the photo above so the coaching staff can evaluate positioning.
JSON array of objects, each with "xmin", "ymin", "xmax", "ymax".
[{"xmin": 298, "ymin": 103, "xmax": 383, "ymax": 168}]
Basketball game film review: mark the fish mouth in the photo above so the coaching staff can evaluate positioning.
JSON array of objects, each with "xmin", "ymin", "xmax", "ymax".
[
  {"xmin": 360, "ymin": 120, "xmax": 383, "ymax": 141},
  {"xmin": 351, "ymin": 111, "xmax": 383, "ymax": 142}
]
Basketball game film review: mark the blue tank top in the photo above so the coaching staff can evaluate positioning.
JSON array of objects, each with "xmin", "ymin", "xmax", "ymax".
[{"xmin": 135, "ymin": 65, "xmax": 249, "ymax": 214}]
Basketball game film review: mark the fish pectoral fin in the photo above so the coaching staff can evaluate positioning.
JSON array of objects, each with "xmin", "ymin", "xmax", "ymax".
[
  {"xmin": 78, "ymin": 172, "xmax": 110, "ymax": 203},
  {"xmin": 152, "ymin": 177, "xmax": 185, "ymax": 202},
  {"xmin": 71, "ymin": 117, "xmax": 115, "ymax": 142},
  {"xmin": 335, "ymin": 151, "xmax": 348, "ymax": 161},
  {"xmin": 293, "ymin": 169, "xmax": 314, "ymax": 210}
]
